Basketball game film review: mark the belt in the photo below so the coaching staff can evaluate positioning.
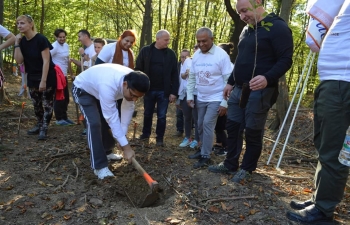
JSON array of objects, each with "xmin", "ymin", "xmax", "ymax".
[{"xmin": 235, "ymin": 84, "xmax": 243, "ymax": 88}]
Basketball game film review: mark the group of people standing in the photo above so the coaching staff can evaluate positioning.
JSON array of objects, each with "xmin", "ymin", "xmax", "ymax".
[{"xmin": 0, "ymin": 0, "xmax": 349, "ymax": 223}]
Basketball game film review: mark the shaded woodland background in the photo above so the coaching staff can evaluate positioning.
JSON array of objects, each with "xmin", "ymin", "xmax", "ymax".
[{"xmin": 0, "ymin": 0, "xmax": 317, "ymax": 126}]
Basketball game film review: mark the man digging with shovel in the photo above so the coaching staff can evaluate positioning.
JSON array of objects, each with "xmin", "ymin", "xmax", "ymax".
[{"xmin": 72, "ymin": 63, "xmax": 150, "ymax": 179}]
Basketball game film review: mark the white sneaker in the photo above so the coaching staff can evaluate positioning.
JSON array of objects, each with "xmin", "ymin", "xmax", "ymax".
[
  {"xmin": 94, "ymin": 167, "xmax": 115, "ymax": 179},
  {"xmin": 107, "ymin": 153, "xmax": 123, "ymax": 161}
]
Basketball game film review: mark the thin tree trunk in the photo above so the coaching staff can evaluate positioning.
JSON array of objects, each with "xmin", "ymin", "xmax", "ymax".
[
  {"xmin": 172, "ymin": 0, "xmax": 185, "ymax": 52},
  {"xmin": 40, "ymin": 0, "xmax": 44, "ymax": 33},
  {"xmin": 139, "ymin": 0, "xmax": 153, "ymax": 48},
  {"xmin": 224, "ymin": 0, "xmax": 246, "ymax": 62},
  {"xmin": 0, "ymin": 0, "xmax": 10, "ymax": 104},
  {"xmin": 158, "ymin": 0, "xmax": 161, "ymax": 30}
]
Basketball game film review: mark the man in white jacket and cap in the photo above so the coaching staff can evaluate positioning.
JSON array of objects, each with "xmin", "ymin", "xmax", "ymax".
[{"xmin": 72, "ymin": 63, "xmax": 150, "ymax": 179}]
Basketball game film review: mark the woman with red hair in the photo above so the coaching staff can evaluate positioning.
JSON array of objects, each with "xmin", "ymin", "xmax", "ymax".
[{"xmin": 95, "ymin": 30, "xmax": 136, "ymax": 69}]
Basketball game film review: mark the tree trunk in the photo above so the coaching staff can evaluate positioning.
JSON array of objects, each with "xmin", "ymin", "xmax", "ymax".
[
  {"xmin": 172, "ymin": 0, "xmax": 185, "ymax": 53},
  {"xmin": 139, "ymin": 0, "xmax": 153, "ymax": 48},
  {"xmin": 0, "ymin": 0, "xmax": 10, "ymax": 105},
  {"xmin": 269, "ymin": 0, "xmax": 293, "ymax": 130},
  {"xmin": 224, "ymin": 0, "xmax": 246, "ymax": 62},
  {"xmin": 0, "ymin": 0, "xmax": 3, "ymax": 69},
  {"xmin": 40, "ymin": 0, "xmax": 44, "ymax": 33}
]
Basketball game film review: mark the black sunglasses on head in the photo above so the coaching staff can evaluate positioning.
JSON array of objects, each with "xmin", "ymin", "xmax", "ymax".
[{"xmin": 25, "ymin": 15, "xmax": 33, "ymax": 21}]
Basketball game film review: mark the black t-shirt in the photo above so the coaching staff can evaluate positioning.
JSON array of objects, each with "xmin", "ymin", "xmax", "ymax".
[
  {"xmin": 149, "ymin": 47, "xmax": 166, "ymax": 91},
  {"xmin": 19, "ymin": 33, "xmax": 56, "ymax": 88}
]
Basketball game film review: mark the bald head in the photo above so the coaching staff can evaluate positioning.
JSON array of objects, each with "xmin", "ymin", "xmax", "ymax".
[
  {"xmin": 155, "ymin": 29, "xmax": 171, "ymax": 49},
  {"xmin": 236, "ymin": 0, "xmax": 265, "ymax": 25}
]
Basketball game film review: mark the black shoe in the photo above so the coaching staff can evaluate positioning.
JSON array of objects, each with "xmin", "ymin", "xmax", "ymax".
[
  {"xmin": 212, "ymin": 144, "xmax": 222, "ymax": 152},
  {"xmin": 38, "ymin": 130, "xmax": 47, "ymax": 140},
  {"xmin": 27, "ymin": 125, "xmax": 40, "ymax": 135},
  {"xmin": 214, "ymin": 148, "xmax": 227, "ymax": 156},
  {"xmin": 286, "ymin": 205, "xmax": 334, "ymax": 224},
  {"xmin": 156, "ymin": 141, "xmax": 164, "ymax": 147},
  {"xmin": 193, "ymin": 157, "xmax": 211, "ymax": 169},
  {"xmin": 188, "ymin": 150, "xmax": 201, "ymax": 159},
  {"xmin": 138, "ymin": 134, "xmax": 149, "ymax": 141},
  {"xmin": 208, "ymin": 162, "xmax": 236, "ymax": 174},
  {"xmin": 290, "ymin": 199, "xmax": 314, "ymax": 210},
  {"xmin": 175, "ymin": 131, "xmax": 183, "ymax": 137}
]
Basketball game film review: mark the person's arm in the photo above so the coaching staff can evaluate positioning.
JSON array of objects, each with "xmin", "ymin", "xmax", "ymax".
[
  {"xmin": 262, "ymin": 21, "xmax": 293, "ymax": 85},
  {"xmin": 40, "ymin": 48, "xmax": 50, "ymax": 92},
  {"xmin": 181, "ymin": 58, "xmax": 191, "ymax": 80},
  {"xmin": 169, "ymin": 53, "xmax": 179, "ymax": 102},
  {"xmin": 79, "ymin": 47, "xmax": 90, "ymax": 62},
  {"xmin": 99, "ymin": 86, "xmax": 135, "ymax": 162},
  {"xmin": 0, "ymin": 32, "xmax": 15, "ymax": 51},
  {"xmin": 134, "ymin": 47, "xmax": 144, "ymax": 71},
  {"xmin": 50, "ymin": 43, "xmax": 57, "ymax": 57},
  {"xmin": 69, "ymin": 58, "xmax": 82, "ymax": 67},
  {"xmin": 14, "ymin": 34, "xmax": 24, "ymax": 64},
  {"xmin": 227, "ymin": 70, "xmax": 235, "ymax": 86}
]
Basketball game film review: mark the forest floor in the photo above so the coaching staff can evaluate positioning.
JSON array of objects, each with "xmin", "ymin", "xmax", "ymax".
[{"xmin": 0, "ymin": 70, "xmax": 349, "ymax": 225}]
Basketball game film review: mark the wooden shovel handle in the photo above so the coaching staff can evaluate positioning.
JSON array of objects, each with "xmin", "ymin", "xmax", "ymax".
[
  {"xmin": 80, "ymin": 56, "xmax": 84, "ymax": 72},
  {"xmin": 131, "ymin": 157, "xmax": 157, "ymax": 189}
]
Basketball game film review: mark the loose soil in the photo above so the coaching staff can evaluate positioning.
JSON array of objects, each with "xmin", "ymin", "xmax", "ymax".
[{"xmin": 0, "ymin": 70, "xmax": 349, "ymax": 225}]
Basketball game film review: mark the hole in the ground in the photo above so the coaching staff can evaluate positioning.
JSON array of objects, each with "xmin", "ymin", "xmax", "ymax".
[{"xmin": 105, "ymin": 162, "xmax": 174, "ymax": 208}]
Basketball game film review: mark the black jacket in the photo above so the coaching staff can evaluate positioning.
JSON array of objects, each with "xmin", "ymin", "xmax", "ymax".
[
  {"xmin": 228, "ymin": 13, "xmax": 293, "ymax": 87},
  {"xmin": 135, "ymin": 42, "xmax": 179, "ymax": 97}
]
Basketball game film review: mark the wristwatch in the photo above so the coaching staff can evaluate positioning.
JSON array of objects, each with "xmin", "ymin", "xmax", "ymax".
[{"xmin": 81, "ymin": 53, "xmax": 86, "ymax": 57}]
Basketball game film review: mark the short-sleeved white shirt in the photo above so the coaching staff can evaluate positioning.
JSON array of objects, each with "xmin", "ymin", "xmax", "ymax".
[
  {"xmin": 0, "ymin": 25, "xmax": 10, "ymax": 38},
  {"xmin": 50, "ymin": 41, "xmax": 70, "ymax": 75},
  {"xmin": 97, "ymin": 42, "xmax": 133, "ymax": 67},
  {"xmin": 84, "ymin": 43, "xmax": 96, "ymax": 68}
]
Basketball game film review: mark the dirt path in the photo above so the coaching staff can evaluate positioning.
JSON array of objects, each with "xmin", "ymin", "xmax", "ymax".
[{"xmin": 0, "ymin": 72, "xmax": 349, "ymax": 225}]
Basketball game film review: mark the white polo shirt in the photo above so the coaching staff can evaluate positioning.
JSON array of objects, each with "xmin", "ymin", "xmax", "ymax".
[
  {"xmin": 84, "ymin": 43, "xmax": 96, "ymax": 68},
  {"xmin": 51, "ymin": 41, "xmax": 70, "ymax": 76},
  {"xmin": 97, "ymin": 42, "xmax": 134, "ymax": 67}
]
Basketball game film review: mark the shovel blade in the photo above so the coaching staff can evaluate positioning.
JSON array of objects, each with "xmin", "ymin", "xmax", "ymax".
[{"xmin": 140, "ymin": 191, "xmax": 159, "ymax": 207}]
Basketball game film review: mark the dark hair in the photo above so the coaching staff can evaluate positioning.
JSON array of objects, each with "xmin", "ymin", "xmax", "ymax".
[
  {"xmin": 218, "ymin": 42, "xmax": 234, "ymax": 55},
  {"xmin": 181, "ymin": 49, "xmax": 190, "ymax": 54},
  {"xmin": 54, "ymin": 28, "xmax": 67, "ymax": 37},
  {"xmin": 78, "ymin": 29, "xmax": 91, "ymax": 38},
  {"xmin": 93, "ymin": 38, "xmax": 106, "ymax": 46},
  {"xmin": 124, "ymin": 71, "xmax": 150, "ymax": 93}
]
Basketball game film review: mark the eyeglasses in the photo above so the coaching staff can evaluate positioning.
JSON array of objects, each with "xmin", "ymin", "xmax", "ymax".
[
  {"xmin": 180, "ymin": 56, "xmax": 187, "ymax": 58},
  {"xmin": 25, "ymin": 14, "xmax": 33, "ymax": 21},
  {"xmin": 128, "ymin": 87, "xmax": 140, "ymax": 99}
]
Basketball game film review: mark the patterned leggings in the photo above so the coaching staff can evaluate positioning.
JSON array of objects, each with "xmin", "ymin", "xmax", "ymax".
[{"xmin": 29, "ymin": 87, "xmax": 55, "ymax": 131}]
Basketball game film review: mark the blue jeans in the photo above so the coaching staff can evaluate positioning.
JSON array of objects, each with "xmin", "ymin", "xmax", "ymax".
[{"xmin": 142, "ymin": 91, "xmax": 169, "ymax": 141}]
